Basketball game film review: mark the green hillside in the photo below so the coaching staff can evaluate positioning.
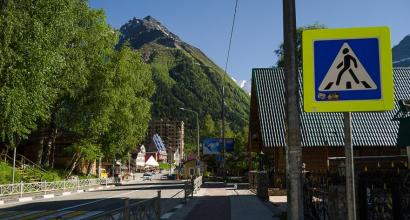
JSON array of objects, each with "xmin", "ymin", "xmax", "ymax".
[{"xmin": 118, "ymin": 16, "xmax": 250, "ymax": 136}]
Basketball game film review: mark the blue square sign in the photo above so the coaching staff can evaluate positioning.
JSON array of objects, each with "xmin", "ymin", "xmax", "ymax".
[{"xmin": 314, "ymin": 38, "xmax": 381, "ymax": 101}]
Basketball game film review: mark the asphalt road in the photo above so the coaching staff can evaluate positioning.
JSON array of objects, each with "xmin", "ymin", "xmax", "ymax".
[{"xmin": 0, "ymin": 180, "xmax": 186, "ymax": 220}]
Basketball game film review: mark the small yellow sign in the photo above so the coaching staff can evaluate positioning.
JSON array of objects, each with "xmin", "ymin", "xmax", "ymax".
[{"xmin": 302, "ymin": 26, "xmax": 394, "ymax": 112}]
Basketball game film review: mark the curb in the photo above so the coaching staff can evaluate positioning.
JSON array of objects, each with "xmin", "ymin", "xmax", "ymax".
[
  {"xmin": 43, "ymin": 194, "xmax": 54, "ymax": 199},
  {"xmin": 62, "ymin": 191, "xmax": 72, "ymax": 196},
  {"xmin": 0, "ymin": 184, "xmax": 115, "ymax": 206},
  {"xmin": 18, "ymin": 197, "xmax": 32, "ymax": 202}
]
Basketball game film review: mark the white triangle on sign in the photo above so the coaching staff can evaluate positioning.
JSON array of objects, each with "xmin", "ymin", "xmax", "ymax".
[{"xmin": 318, "ymin": 43, "xmax": 377, "ymax": 92}]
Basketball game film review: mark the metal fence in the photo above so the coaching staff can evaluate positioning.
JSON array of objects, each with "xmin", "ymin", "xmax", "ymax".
[
  {"xmin": 0, "ymin": 177, "xmax": 115, "ymax": 197},
  {"xmin": 304, "ymin": 187, "xmax": 329, "ymax": 220},
  {"xmin": 91, "ymin": 191, "xmax": 161, "ymax": 220},
  {"xmin": 90, "ymin": 176, "xmax": 203, "ymax": 220}
]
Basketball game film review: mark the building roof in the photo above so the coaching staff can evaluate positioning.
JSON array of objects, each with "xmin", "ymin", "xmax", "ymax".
[{"xmin": 252, "ymin": 68, "xmax": 410, "ymax": 148}]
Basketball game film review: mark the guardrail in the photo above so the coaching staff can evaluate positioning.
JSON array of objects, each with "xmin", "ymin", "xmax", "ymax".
[
  {"xmin": 91, "ymin": 191, "xmax": 161, "ymax": 220},
  {"xmin": 91, "ymin": 176, "xmax": 203, "ymax": 220},
  {"xmin": 0, "ymin": 178, "xmax": 115, "ymax": 197}
]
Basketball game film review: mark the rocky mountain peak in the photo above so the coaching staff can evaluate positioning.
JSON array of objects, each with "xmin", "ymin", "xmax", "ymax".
[
  {"xmin": 393, "ymin": 34, "xmax": 410, "ymax": 67},
  {"xmin": 119, "ymin": 16, "xmax": 181, "ymax": 49}
]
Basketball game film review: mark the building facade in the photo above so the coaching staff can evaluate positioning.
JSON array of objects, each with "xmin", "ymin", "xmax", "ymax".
[
  {"xmin": 248, "ymin": 68, "xmax": 410, "ymax": 188},
  {"xmin": 144, "ymin": 118, "xmax": 185, "ymax": 164}
]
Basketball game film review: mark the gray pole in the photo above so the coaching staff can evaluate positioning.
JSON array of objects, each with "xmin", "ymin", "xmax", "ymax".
[
  {"xmin": 180, "ymin": 108, "xmax": 201, "ymax": 175},
  {"xmin": 222, "ymin": 86, "xmax": 226, "ymax": 181},
  {"xmin": 407, "ymin": 146, "xmax": 410, "ymax": 170},
  {"xmin": 344, "ymin": 112, "xmax": 356, "ymax": 220},
  {"xmin": 12, "ymin": 147, "xmax": 16, "ymax": 184},
  {"xmin": 283, "ymin": 0, "xmax": 304, "ymax": 218},
  {"xmin": 196, "ymin": 112, "xmax": 200, "ymax": 175}
]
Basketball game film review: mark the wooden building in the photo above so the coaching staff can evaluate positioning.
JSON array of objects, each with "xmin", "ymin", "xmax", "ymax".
[{"xmin": 248, "ymin": 68, "xmax": 410, "ymax": 187}]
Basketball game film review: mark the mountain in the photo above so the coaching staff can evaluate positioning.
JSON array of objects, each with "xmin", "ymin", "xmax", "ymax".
[
  {"xmin": 393, "ymin": 35, "xmax": 410, "ymax": 67},
  {"xmin": 118, "ymin": 16, "xmax": 250, "ymax": 133},
  {"xmin": 232, "ymin": 77, "xmax": 251, "ymax": 95}
]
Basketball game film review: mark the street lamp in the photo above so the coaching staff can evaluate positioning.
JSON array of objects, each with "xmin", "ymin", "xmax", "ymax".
[{"xmin": 179, "ymin": 107, "xmax": 200, "ymax": 175}]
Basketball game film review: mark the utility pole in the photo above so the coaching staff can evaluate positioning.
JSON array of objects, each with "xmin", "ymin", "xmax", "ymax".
[{"xmin": 283, "ymin": 0, "xmax": 304, "ymax": 218}]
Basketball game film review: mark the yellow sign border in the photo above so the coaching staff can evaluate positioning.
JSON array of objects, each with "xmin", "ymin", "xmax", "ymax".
[{"xmin": 302, "ymin": 26, "xmax": 394, "ymax": 112}]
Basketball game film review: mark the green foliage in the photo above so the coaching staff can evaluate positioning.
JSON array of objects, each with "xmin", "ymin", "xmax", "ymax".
[
  {"xmin": 159, "ymin": 162, "xmax": 173, "ymax": 170},
  {"xmin": 0, "ymin": 1, "xmax": 155, "ymax": 165},
  {"xmin": 224, "ymin": 126, "xmax": 249, "ymax": 175},
  {"xmin": 0, "ymin": 162, "xmax": 21, "ymax": 184},
  {"xmin": 100, "ymin": 46, "xmax": 155, "ymax": 158},
  {"xmin": 67, "ymin": 140, "xmax": 102, "ymax": 161},
  {"xmin": 275, "ymin": 23, "xmax": 326, "ymax": 68},
  {"xmin": 0, "ymin": 0, "xmax": 80, "ymax": 145}
]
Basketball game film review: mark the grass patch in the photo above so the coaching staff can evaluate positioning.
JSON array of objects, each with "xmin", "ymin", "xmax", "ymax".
[
  {"xmin": 0, "ymin": 162, "xmax": 22, "ymax": 184},
  {"xmin": 159, "ymin": 162, "xmax": 173, "ymax": 170}
]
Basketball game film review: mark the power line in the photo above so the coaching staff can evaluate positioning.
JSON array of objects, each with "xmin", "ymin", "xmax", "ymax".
[
  {"xmin": 224, "ymin": 0, "xmax": 239, "ymax": 74},
  {"xmin": 221, "ymin": 0, "xmax": 239, "ymax": 180}
]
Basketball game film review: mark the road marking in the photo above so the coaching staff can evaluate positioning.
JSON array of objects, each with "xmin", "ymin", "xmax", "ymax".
[
  {"xmin": 58, "ymin": 210, "xmax": 87, "ymax": 219},
  {"xmin": 161, "ymin": 212, "xmax": 174, "ymax": 219},
  {"xmin": 0, "ymin": 211, "xmax": 19, "ymax": 218},
  {"xmin": 56, "ymin": 184, "xmax": 158, "ymax": 212},
  {"xmin": 70, "ymin": 211, "xmax": 104, "ymax": 220},
  {"xmin": 56, "ymin": 183, "xmax": 184, "ymax": 212},
  {"xmin": 36, "ymin": 210, "xmax": 73, "ymax": 220},
  {"xmin": 19, "ymin": 210, "xmax": 57, "ymax": 220}
]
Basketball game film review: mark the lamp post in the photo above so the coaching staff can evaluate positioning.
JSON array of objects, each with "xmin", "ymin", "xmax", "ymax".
[
  {"xmin": 259, "ymin": 150, "xmax": 264, "ymax": 171},
  {"xmin": 179, "ymin": 108, "xmax": 200, "ymax": 176}
]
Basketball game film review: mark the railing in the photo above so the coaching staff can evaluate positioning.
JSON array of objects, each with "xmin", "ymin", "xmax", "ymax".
[
  {"xmin": 17, "ymin": 153, "xmax": 47, "ymax": 172},
  {"xmin": 91, "ymin": 191, "xmax": 161, "ymax": 220},
  {"xmin": 1, "ymin": 153, "xmax": 48, "ymax": 181},
  {"xmin": 304, "ymin": 187, "xmax": 329, "ymax": 220},
  {"xmin": 91, "ymin": 176, "xmax": 203, "ymax": 220},
  {"xmin": 0, "ymin": 177, "xmax": 115, "ymax": 197}
]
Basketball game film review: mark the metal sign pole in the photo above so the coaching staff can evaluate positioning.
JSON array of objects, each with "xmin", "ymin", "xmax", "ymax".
[{"xmin": 343, "ymin": 112, "xmax": 356, "ymax": 220}]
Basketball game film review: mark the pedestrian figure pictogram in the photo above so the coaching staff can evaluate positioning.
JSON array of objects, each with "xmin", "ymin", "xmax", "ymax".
[
  {"xmin": 336, "ymin": 48, "xmax": 359, "ymax": 86},
  {"xmin": 318, "ymin": 43, "xmax": 377, "ymax": 91}
]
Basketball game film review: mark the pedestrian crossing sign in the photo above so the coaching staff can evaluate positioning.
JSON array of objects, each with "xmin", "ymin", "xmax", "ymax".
[{"xmin": 302, "ymin": 27, "xmax": 394, "ymax": 112}]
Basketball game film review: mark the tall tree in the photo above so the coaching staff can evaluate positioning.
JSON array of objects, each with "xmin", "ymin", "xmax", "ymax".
[
  {"xmin": 275, "ymin": 23, "xmax": 326, "ymax": 68},
  {"xmin": 100, "ymin": 45, "xmax": 155, "ymax": 159},
  {"xmin": 0, "ymin": 0, "xmax": 90, "ymax": 150}
]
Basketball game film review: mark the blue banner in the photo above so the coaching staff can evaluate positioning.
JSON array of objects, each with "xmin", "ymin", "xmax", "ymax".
[{"xmin": 202, "ymin": 138, "xmax": 234, "ymax": 155}]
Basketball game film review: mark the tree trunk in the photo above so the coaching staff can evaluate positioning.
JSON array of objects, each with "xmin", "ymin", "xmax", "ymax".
[
  {"xmin": 43, "ymin": 139, "xmax": 52, "ymax": 168},
  {"xmin": 50, "ymin": 128, "xmax": 58, "ymax": 168},
  {"xmin": 51, "ymin": 144, "xmax": 55, "ymax": 168},
  {"xmin": 36, "ymin": 137, "xmax": 44, "ymax": 165},
  {"xmin": 86, "ymin": 161, "xmax": 93, "ymax": 176},
  {"xmin": 66, "ymin": 153, "xmax": 81, "ymax": 177}
]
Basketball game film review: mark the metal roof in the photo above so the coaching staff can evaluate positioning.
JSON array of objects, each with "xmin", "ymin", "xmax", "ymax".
[{"xmin": 252, "ymin": 67, "xmax": 410, "ymax": 147}]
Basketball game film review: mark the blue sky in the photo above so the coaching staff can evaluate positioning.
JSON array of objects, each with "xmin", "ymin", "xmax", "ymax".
[{"xmin": 89, "ymin": 0, "xmax": 410, "ymax": 81}]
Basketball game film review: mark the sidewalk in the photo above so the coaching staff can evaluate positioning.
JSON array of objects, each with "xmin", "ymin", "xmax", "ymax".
[{"xmin": 168, "ymin": 183, "xmax": 285, "ymax": 220}]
